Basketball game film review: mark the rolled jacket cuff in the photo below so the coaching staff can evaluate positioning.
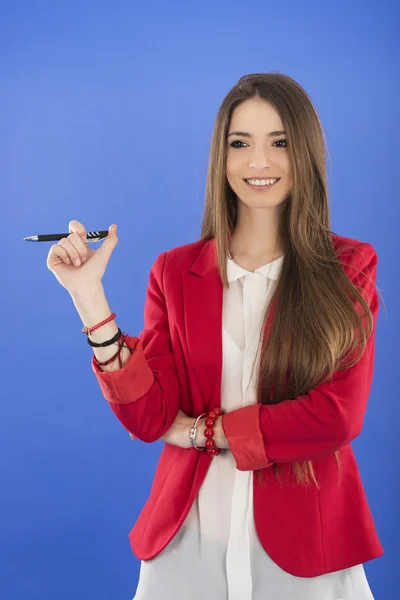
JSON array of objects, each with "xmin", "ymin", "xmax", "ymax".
[
  {"xmin": 221, "ymin": 403, "xmax": 273, "ymax": 471},
  {"xmin": 91, "ymin": 336, "xmax": 154, "ymax": 404}
]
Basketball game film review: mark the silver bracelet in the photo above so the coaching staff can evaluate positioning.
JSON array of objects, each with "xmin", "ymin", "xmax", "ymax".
[{"xmin": 189, "ymin": 413, "xmax": 208, "ymax": 450}]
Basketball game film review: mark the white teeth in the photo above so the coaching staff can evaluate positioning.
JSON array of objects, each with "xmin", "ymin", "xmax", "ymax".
[{"xmin": 246, "ymin": 178, "xmax": 278, "ymax": 186}]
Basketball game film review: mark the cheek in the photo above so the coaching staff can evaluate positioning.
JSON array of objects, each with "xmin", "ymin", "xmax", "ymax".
[
  {"xmin": 284, "ymin": 166, "xmax": 293, "ymax": 187},
  {"xmin": 226, "ymin": 156, "xmax": 245, "ymax": 180},
  {"xmin": 226, "ymin": 169, "xmax": 242, "ymax": 190},
  {"xmin": 281, "ymin": 155, "xmax": 292, "ymax": 174}
]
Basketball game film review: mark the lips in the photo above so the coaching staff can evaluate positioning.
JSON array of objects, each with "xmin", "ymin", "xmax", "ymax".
[
  {"xmin": 244, "ymin": 177, "xmax": 280, "ymax": 183},
  {"xmin": 244, "ymin": 178, "xmax": 280, "ymax": 190}
]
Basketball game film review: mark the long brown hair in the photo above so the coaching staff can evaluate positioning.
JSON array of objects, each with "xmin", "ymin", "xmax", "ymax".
[{"xmin": 200, "ymin": 72, "xmax": 382, "ymax": 489}]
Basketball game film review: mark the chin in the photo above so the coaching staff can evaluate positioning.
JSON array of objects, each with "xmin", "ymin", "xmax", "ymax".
[{"xmin": 237, "ymin": 194, "xmax": 288, "ymax": 207}]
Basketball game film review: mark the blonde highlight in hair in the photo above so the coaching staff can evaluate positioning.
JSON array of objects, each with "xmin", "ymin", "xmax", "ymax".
[{"xmin": 200, "ymin": 72, "xmax": 382, "ymax": 489}]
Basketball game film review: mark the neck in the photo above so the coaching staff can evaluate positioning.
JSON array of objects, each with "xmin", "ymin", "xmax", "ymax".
[{"xmin": 229, "ymin": 209, "xmax": 284, "ymax": 259}]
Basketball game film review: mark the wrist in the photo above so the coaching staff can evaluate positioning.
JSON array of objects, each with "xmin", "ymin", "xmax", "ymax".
[
  {"xmin": 70, "ymin": 285, "xmax": 113, "ymax": 331},
  {"xmin": 69, "ymin": 282, "xmax": 105, "ymax": 303},
  {"xmin": 214, "ymin": 416, "xmax": 229, "ymax": 450},
  {"xmin": 191, "ymin": 414, "xmax": 229, "ymax": 451},
  {"xmin": 194, "ymin": 417, "xmax": 207, "ymax": 448}
]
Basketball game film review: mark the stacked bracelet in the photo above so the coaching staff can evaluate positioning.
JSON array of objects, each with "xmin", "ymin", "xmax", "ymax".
[
  {"xmin": 82, "ymin": 311, "xmax": 137, "ymax": 368},
  {"xmin": 189, "ymin": 408, "xmax": 223, "ymax": 456}
]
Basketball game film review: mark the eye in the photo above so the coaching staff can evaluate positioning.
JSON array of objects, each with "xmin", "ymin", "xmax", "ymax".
[
  {"xmin": 229, "ymin": 140, "xmax": 246, "ymax": 148},
  {"xmin": 273, "ymin": 139, "xmax": 287, "ymax": 148}
]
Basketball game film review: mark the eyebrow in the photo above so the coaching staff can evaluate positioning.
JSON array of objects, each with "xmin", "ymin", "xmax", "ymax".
[{"xmin": 227, "ymin": 130, "xmax": 286, "ymax": 138}]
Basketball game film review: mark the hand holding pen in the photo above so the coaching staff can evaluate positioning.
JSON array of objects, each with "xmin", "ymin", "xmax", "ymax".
[{"xmin": 44, "ymin": 220, "xmax": 119, "ymax": 295}]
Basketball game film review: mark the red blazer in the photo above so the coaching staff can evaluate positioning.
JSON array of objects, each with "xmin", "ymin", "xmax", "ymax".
[{"xmin": 92, "ymin": 233, "xmax": 384, "ymax": 577}]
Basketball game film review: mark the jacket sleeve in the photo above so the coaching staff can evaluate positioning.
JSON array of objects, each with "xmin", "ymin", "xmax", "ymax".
[
  {"xmin": 221, "ymin": 243, "xmax": 379, "ymax": 471},
  {"xmin": 90, "ymin": 251, "xmax": 181, "ymax": 442}
]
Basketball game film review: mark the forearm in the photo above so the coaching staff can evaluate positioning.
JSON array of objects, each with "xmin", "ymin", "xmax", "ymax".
[
  {"xmin": 70, "ymin": 285, "xmax": 132, "ymax": 372},
  {"xmin": 221, "ymin": 337, "xmax": 376, "ymax": 471}
]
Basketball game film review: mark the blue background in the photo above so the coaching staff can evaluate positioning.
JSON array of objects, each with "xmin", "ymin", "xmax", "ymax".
[{"xmin": 1, "ymin": 1, "xmax": 398, "ymax": 598}]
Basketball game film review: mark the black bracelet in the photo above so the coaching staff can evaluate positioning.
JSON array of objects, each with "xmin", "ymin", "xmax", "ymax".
[{"xmin": 87, "ymin": 327, "xmax": 123, "ymax": 348}]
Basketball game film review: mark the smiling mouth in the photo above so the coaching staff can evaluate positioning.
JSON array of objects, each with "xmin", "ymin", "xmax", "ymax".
[{"xmin": 244, "ymin": 178, "xmax": 280, "ymax": 189}]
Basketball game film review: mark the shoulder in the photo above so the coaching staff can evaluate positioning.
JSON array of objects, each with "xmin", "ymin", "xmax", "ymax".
[
  {"xmin": 163, "ymin": 238, "xmax": 208, "ymax": 267},
  {"xmin": 331, "ymin": 233, "xmax": 378, "ymax": 293},
  {"xmin": 148, "ymin": 238, "xmax": 209, "ymax": 280},
  {"xmin": 331, "ymin": 232, "xmax": 378, "ymax": 267}
]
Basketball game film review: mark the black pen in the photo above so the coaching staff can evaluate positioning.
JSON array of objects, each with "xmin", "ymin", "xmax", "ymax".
[{"xmin": 23, "ymin": 230, "xmax": 109, "ymax": 243}]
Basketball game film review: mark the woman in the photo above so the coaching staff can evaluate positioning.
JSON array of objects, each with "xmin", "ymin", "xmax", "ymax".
[{"xmin": 48, "ymin": 73, "xmax": 384, "ymax": 599}]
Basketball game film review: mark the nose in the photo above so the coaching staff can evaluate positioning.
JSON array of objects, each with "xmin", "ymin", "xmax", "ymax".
[{"xmin": 248, "ymin": 145, "xmax": 272, "ymax": 169}]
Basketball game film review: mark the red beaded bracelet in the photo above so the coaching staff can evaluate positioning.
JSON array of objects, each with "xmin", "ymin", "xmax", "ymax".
[
  {"xmin": 203, "ymin": 407, "xmax": 223, "ymax": 456},
  {"xmin": 189, "ymin": 407, "xmax": 224, "ymax": 456}
]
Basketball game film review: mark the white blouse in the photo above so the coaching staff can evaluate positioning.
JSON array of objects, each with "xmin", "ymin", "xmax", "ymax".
[{"xmin": 133, "ymin": 254, "xmax": 375, "ymax": 600}]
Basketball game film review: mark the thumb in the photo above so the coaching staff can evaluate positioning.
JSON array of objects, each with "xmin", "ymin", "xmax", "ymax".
[
  {"xmin": 99, "ymin": 224, "xmax": 118, "ymax": 256},
  {"xmin": 108, "ymin": 223, "xmax": 118, "ymax": 238}
]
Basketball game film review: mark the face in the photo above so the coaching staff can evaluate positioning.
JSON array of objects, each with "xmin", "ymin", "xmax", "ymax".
[{"xmin": 226, "ymin": 97, "xmax": 292, "ymax": 209}]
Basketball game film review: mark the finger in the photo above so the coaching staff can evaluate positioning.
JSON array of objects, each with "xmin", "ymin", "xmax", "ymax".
[
  {"xmin": 58, "ymin": 236, "xmax": 87, "ymax": 266},
  {"xmin": 48, "ymin": 244, "xmax": 72, "ymax": 265},
  {"xmin": 67, "ymin": 232, "xmax": 89, "ymax": 259},
  {"xmin": 69, "ymin": 220, "xmax": 87, "ymax": 241}
]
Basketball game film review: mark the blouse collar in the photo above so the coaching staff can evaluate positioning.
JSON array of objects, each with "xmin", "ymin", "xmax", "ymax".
[{"xmin": 227, "ymin": 253, "xmax": 284, "ymax": 283}]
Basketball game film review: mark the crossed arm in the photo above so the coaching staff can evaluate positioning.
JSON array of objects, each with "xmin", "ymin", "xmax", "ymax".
[
  {"xmin": 128, "ymin": 409, "xmax": 230, "ymax": 450},
  {"xmin": 92, "ymin": 242, "xmax": 378, "ymax": 471}
]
